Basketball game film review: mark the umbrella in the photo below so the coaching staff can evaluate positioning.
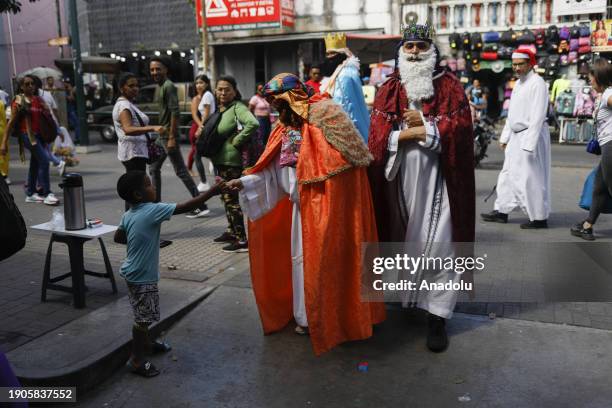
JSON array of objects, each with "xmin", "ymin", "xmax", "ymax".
[{"xmin": 19, "ymin": 66, "xmax": 63, "ymax": 80}]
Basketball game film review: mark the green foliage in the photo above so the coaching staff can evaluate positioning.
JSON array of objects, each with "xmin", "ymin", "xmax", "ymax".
[{"xmin": 0, "ymin": 0, "xmax": 40, "ymax": 14}]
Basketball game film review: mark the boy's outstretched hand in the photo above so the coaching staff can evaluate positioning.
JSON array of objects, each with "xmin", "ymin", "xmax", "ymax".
[
  {"xmin": 174, "ymin": 180, "xmax": 226, "ymax": 215},
  {"xmin": 224, "ymin": 179, "xmax": 244, "ymax": 192}
]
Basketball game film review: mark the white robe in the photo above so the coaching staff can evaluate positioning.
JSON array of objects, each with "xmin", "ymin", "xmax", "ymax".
[
  {"xmin": 238, "ymin": 157, "xmax": 308, "ymax": 327},
  {"xmin": 495, "ymin": 70, "xmax": 551, "ymax": 221},
  {"xmin": 385, "ymin": 105, "xmax": 460, "ymax": 319}
]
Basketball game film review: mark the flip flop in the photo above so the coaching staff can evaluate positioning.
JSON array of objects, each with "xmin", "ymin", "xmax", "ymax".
[
  {"xmin": 152, "ymin": 340, "xmax": 172, "ymax": 354},
  {"xmin": 129, "ymin": 360, "xmax": 160, "ymax": 378}
]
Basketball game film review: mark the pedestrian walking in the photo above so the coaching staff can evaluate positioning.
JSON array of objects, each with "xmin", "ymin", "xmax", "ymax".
[
  {"xmin": 113, "ymin": 72, "xmax": 166, "ymax": 210},
  {"xmin": 571, "ymin": 59, "xmax": 612, "ymax": 240},
  {"xmin": 211, "ymin": 75, "xmax": 258, "ymax": 253},
  {"xmin": 0, "ymin": 75, "xmax": 59, "ymax": 205},
  {"xmin": 187, "ymin": 74, "xmax": 216, "ymax": 192},
  {"xmin": 148, "ymin": 57, "xmax": 210, "ymax": 219},
  {"xmin": 63, "ymin": 77, "xmax": 80, "ymax": 144},
  {"xmin": 114, "ymin": 171, "xmax": 221, "ymax": 377},
  {"xmin": 245, "ymin": 83, "xmax": 271, "ymax": 166},
  {"xmin": 481, "ymin": 48, "xmax": 551, "ymax": 229}
]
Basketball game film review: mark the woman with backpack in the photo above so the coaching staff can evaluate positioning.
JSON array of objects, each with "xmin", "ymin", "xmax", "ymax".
[
  {"xmin": 187, "ymin": 74, "xmax": 216, "ymax": 192},
  {"xmin": 113, "ymin": 72, "xmax": 166, "ymax": 208},
  {"xmin": 0, "ymin": 75, "xmax": 59, "ymax": 205},
  {"xmin": 210, "ymin": 75, "xmax": 258, "ymax": 253},
  {"xmin": 571, "ymin": 59, "xmax": 612, "ymax": 240}
]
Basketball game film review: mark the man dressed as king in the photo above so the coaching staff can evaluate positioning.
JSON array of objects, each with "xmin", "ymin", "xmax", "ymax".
[
  {"xmin": 368, "ymin": 23, "xmax": 475, "ymax": 352},
  {"xmin": 225, "ymin": 74, "xmax": 385, "ymax": 355}
]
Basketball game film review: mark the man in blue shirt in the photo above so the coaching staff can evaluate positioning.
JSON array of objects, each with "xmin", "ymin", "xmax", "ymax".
[{"xmin": 114, "ymin": 171, "xmax": 221, "ymax": 377}]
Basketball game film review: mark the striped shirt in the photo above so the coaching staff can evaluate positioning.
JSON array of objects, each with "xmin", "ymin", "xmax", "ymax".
[{"xmin": 597, "ymin": 88, "xmax": 612, "ymax": 146}]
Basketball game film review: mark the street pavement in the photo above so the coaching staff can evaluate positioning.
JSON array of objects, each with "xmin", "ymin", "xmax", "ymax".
[{"xmin": 2, "ymin": 139, "xmax": 612, "ymax": 406}]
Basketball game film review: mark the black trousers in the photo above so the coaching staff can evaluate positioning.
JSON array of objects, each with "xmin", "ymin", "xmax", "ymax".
[
  {"xmin": 588, "ymin": 143, "xmax": 612, "ymax": 224},
  {"xmin": 121, "ymin": 157, "xmax": 148, "ymax": 210}
]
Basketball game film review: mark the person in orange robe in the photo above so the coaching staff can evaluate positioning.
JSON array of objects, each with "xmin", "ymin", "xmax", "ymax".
[{"xmin": 225, "ymin": 73, "xmax": 385, "ymax": 355}]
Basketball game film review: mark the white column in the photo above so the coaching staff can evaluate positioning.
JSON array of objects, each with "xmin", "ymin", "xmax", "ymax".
[
  {"xmin": 483, "ymin": 3, "xmax": 489, "ymax": 27},
  {"xmin": 466, "ymin": 3, "xmax": 472, "ymax": 27},
  {"xmin": 432, "ymin": 5, "xmax": 438, "ymax": 29},
  {"xmin": 517, "ymin": 0, "xmax": 524, "ymax": 25},
  {"xmin": 536, "ymin": 0, "xmax": 542, "ymax": 24},
  {"xmin": 500, "ymin": 0, "xmax": 506, "ymax": 25},
  {"xmin": 449, "ymin": 4, "xmax": 455, "ymax": 29}
]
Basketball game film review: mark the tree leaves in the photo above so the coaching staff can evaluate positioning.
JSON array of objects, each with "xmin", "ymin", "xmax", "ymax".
[{"xmin": 0, "ymin": 0, "xmax": 40, "ymax": 14}]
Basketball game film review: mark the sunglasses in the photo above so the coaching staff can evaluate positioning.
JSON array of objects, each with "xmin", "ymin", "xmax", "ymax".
[{"xmin": 404, "ymin": 42, "xmax": 430, "ymax": 51}]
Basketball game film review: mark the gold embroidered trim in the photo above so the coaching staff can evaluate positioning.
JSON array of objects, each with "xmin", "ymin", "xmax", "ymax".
[{"xmin": 298, "ymin": 164, "xmax": 353, "ymax": 185}]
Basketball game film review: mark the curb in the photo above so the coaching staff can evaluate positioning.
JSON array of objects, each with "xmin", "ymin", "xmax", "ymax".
[{"xmin": 9, "ymin": 284, "xmax": 217, "ymax": 393}]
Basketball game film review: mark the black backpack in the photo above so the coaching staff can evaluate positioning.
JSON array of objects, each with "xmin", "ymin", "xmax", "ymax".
[
  {"xmin": 449, "ymin": 33, "xmax": 461, "ymax": 50},
  {"xmin": 570, "ymin": 25, "xmax": 581, "ymax": 39},
  {"xmin": 517, "ymin": 29, "xmax": 536, "ymax": 44},
  {"xmin": 462, "ymin": 32, "xmax": 472, "ymax": 50},
  {"xmin": 0, "ymin": 176, "xmax": 27, "ymax": 262},
  {"xmin": 196, "ymin": 108, "xmax": 227, "ymax": 158},
  {"xmin": 546, "ymin": 25, "xmax": 560, "ymax": 44},
  {"xmin": 501, "ymin": 29, "xmax": 517, "ymax": 45},
  {"xmin": 470, "ymin": 32, "xmax": 483, "ymax": 50}
]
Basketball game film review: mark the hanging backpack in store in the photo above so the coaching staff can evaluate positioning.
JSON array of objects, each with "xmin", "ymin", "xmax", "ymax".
[
  {"xmin": 456, "ymin": 57, "xmax": 467, "ymax": 71},
  {"xmin": 449, "ymin": 33, "xmax": 461, "ymax": 50},
  {"xmin": 546, "ymin": 55, "xmax": 560, "ymax": 77},
  {"xmin": 559, "ymin": 26, "xmax": 571, "ymax": 41},
  {"xmin": 578, "ymin": 37, "xmax": 590, "ymax": 47},
  {"xmin": 579, "ymin": 25, "xmax": 591, "ymax": 38},
  {"xmin": 569, "ymin": 38, "xmax": 579, "ymax": 52},
  {"xmin": 560, "ymin": 54, "xmax": 569, "ymax": 66},
  {"xmin": 471, "ymin": 32, "xmax": 483, "ymax": 50},
  {"xmin": 483, "ymin": 43, "xmax": 499, "ymax": 52},
  {"xmin": 534, "ymin": 28, "xmax": 546, "ymax": 46},
  {"xmin": 498, "ymin": 45, "xmax": 514, "ymax": 59},
  {"xmin": 483, "ymin": 31, "xmax": 500, "ymax": 43},
  {"xmin": 462, "ymin": 32, "xmax": 472, "ymax": 50},
  {"xmin": 517, "ymin": 44, "xmax": 537, "ymax": 55},
  {"xmin": 578, "ymin": 60, "xmax": 590, "ymax": 76},
  {"xmin": 0, "ymin": 176, "xmax": 27, "ymax": 262},
  {"xmin": 537, "ymin": 56, "xmax": 548, "ymax": 68},
  {"xmin": 482, "ymin": 51, "xmax": 498, "ymax": 61},
  {"xmin": 558, "ymin": 40, "xmax": 570, "ymax": 53},
  {"xmin": 517, "ymin": 29, "xmax": 536, "ymax": 44},
  {"xmin": 471, "ymin": 51, "xmax": 481, "ymax": 65},
  {"xmin": 501, "ymin": 29, "xmax": 517, "ymax": 45},
  {"xmin": 570, "ymin": 25, "xmax": 581, "ymax": 39},
  {"xmin": 578, "ymin": 44, "xmax": 592, "ymax": 54},
  {"xmin": 546, "ymin": 25, "xmax": 560, "ymax": 43},
  {"xmin": 568, "ymin": 51, "xmax": 578, "ymax": 64}
]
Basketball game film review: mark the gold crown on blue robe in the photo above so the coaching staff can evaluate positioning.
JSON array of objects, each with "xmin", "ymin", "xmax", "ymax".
[
  {"xmin": 401, "ymin": 22, "xmax": 435, "ymax": 42},
  {"xmin": 324, "ymin": 33, "xmax": 347, "ymax": 51}
]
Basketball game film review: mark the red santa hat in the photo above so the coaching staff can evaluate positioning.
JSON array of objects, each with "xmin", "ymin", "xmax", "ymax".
[{"xmin": 511, "ymin": 48, "xmax": 536, "ymax": 66}]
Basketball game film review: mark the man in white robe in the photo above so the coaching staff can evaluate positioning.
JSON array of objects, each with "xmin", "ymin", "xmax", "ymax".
[
  {"xmin": 481, "ymin": 49, "xmax": 551, "ymax": 229},
  {"xmin": 368, "ymin": 23, "xmax": 476, "ymax": 352}
]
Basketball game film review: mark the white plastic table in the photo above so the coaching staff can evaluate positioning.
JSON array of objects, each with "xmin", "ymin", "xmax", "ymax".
[{"xmin": 31, "ymin": 223, "xmax": 119, "ymax": 309}]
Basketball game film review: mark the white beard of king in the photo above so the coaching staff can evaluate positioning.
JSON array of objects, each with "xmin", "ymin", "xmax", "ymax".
[{"xmin": 397, "ymin": 46, "xmax": 437, "ymax": 102}]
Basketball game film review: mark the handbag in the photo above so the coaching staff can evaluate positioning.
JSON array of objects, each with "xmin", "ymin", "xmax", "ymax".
[
  {"xmin": 579, "ymin": 167, "xmax": 612, "ymax": 212},
  {"xmin": 586, "ymin": 136, "xmax": 601, "ymax": 155},
  {"xmin": 131, "ymin": 104, "xmax": 163, "ymax": 164},
  {"xmin": 0, "ymin": 176, "xmax": 27, "ymax": 261}
]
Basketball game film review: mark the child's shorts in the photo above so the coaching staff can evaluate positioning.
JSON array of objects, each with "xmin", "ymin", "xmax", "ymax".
[{"xmin": 126, "ymin": 282, "xmax": 160, "ymax": 325}]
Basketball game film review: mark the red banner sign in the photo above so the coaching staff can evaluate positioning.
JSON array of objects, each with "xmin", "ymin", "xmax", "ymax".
[{"xmin": 196, "ymin": 0, "xmax": 295, "ymax": 32}]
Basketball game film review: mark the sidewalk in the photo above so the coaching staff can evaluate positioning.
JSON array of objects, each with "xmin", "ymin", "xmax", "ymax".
[{"xmin": 75, "ymin": 270, "xmax": 612, "ymax": 408}]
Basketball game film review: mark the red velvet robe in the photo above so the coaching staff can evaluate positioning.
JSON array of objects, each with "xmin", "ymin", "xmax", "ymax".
[{"xmin": 368, "ymin": 71, "xmax": 475, "ymax": 243}]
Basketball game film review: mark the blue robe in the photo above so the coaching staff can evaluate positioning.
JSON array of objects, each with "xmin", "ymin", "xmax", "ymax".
[{"xmin": 330, "ymin": 58, "xmax": 370, "ymax": 143}]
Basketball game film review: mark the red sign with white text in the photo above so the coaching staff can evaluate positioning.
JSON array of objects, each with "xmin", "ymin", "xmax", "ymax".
[{"xmin": 196, "ymin": 0, "xmax": 294, "ymax": 32}]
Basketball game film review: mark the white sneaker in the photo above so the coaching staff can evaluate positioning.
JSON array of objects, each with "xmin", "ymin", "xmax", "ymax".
[
  {"xmin": 197, "ymin": 182, "xmax": 210, "ymax": 193},
  {"xmin": 185, "ymin": 208, "xmax": 211, "ymax": 219},
  {"xmin": 57, "ymin": 160, "xmax": 66, "ymax": 176},
  {"xmin": 25, "ymin": 193, "xmax": 45, "ymax": 203},
  {"xmin": 43, "ymin": 193, "xmax": 60, "ymax": 206}
]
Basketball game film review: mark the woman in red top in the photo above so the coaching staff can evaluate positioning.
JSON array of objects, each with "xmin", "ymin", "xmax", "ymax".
[{"xmin": 0, "ymin": 75, "xmax": 58, "ymax": 205}]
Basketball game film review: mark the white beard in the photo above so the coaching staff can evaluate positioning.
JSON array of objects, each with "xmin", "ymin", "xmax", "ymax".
[{"xmin": 397, "ymin": 46, "xmax": 437, "ymax": 102}]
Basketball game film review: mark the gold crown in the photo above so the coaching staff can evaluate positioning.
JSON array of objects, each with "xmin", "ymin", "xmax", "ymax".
[{"xmin": 324, "ymin": 33, "xmax": 347, "ymax": 51}]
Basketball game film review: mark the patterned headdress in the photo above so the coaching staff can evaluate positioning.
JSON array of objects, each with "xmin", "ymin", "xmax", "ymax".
[
  {"xmin": 263, "ymin": 73, "xmax": 314, "ymax": 121},
  {"xmin": 401, "ymin": 22, "xmax": 435, "ymax": 43}
]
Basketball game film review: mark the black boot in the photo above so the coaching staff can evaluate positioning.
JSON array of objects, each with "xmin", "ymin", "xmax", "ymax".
[
  {"xmin": 520, "ymin": 219, "xmax": 548, "ymax": 229},
  {"xmin": 480, "ymin": 210, "xmax": 508, "ymax": 223},
  {"xmin": 426, "ymin": 313, "xmax": 449, "ymax": 353},
  {"xmin": 570, "ymin": 222, "xmax": 595, "ymax": 241}
]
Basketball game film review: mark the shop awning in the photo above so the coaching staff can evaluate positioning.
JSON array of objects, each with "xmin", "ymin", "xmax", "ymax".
[{"xmin": 54, "ymin": 57, "xmax": 121, "ymax": 74}]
